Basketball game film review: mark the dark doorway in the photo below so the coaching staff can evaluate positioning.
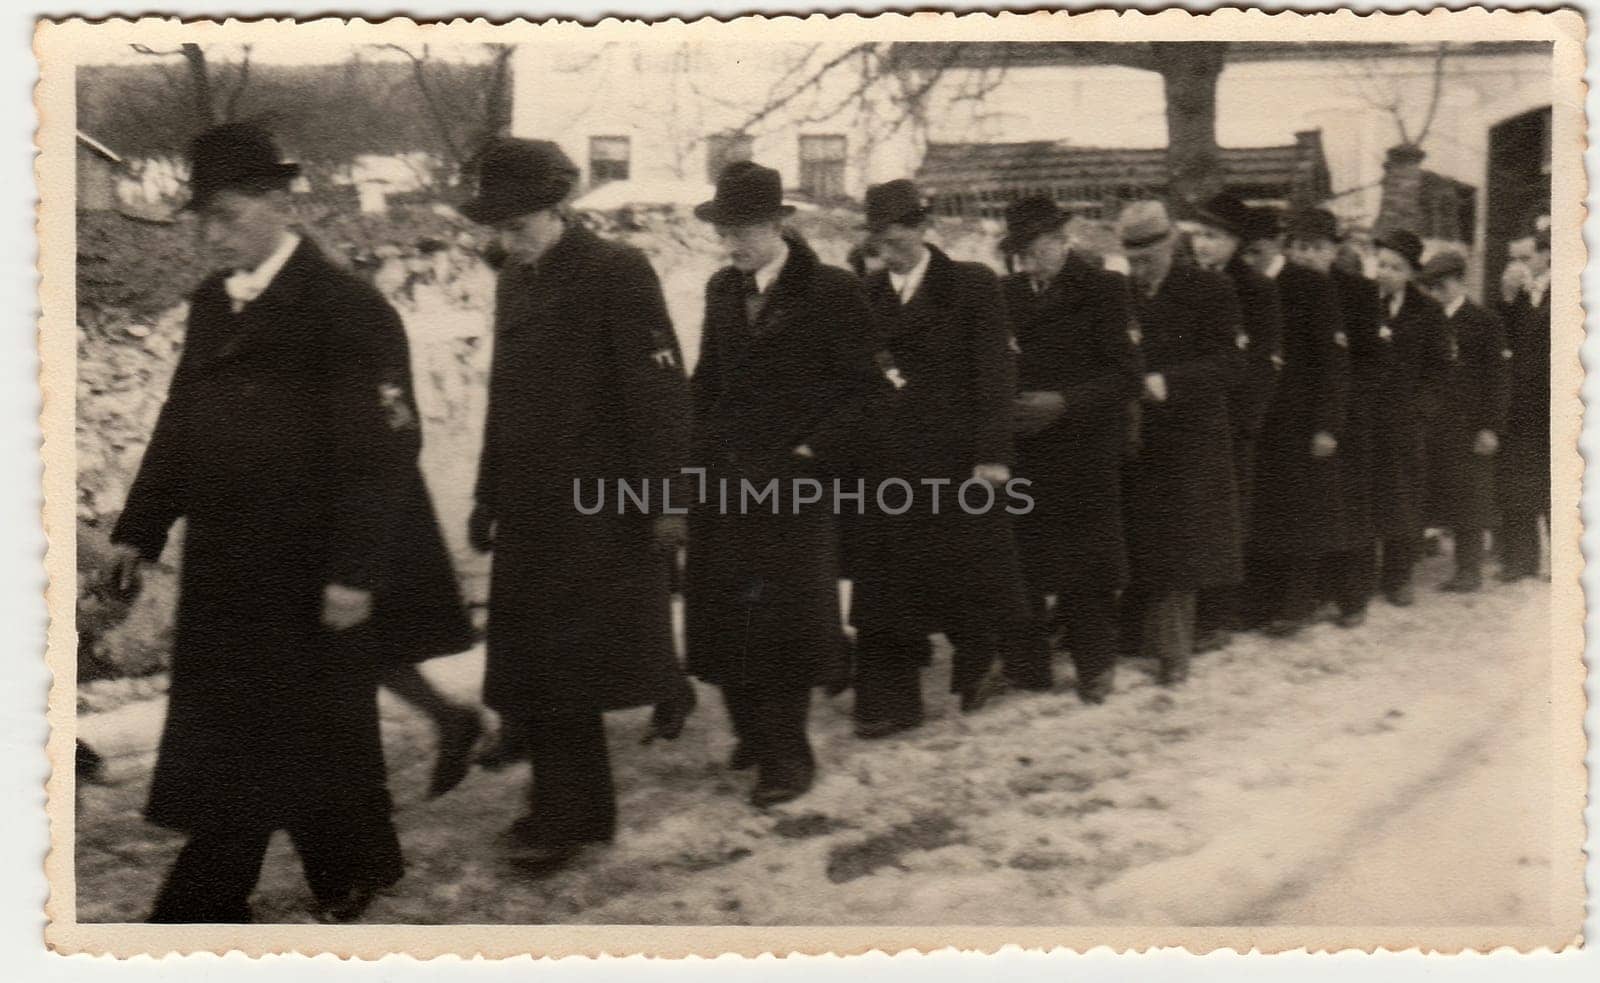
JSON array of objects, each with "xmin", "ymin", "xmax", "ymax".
[{"xmin": 1485, "ymin": 106, "xmax": 1552, "ymax": 296}]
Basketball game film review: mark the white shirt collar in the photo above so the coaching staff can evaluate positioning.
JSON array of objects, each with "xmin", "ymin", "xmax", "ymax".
[
  {"xmin": 1385, "ymin": 285, "xmax": 1406, "ymax": 319},
  {"xmin": 1261, "ymin": 253, "xmax": 1286, "ymax": 281},
  {"xmin": 889, "ymin": 245, "xmax": 932, "ymax": 303},
  {"xmin": 1529, "ymin": 271, "xmax": 1550, "ymax": 307},
  {"xmin": 1442, "ymin": 294, "xmax": 1466, "ymax": 319},
  {"xmin": 752, "ymin": 239, "xmax": 790, "ymax": 295},
  {"xmin": 225, "ymin": 231, "xmax": 302, "ymax": 311}
]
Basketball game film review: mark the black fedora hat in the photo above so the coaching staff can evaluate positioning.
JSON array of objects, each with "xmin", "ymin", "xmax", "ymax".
[
  {"xmin": 460, "ymin": 138, "xmax": 579, "ymax": 226},
  {"xmin": 1284, "ymin": 207, "xmax": 1340, "ymax": 244},
  {"xmin": 695, "ymin": 161, "xmax": 795, "ymax": 226},
  {"xmin": 1415, "ymin": 249, "xmax": 1468, "ymax": 286},
  {"xmin": 1374, "ymin": 228, "xmax": 1425, "ymax": 270},
  {"xmin": 863, "ymin": 179, "xmax": 929, "ymax": 234},
  {"xmin": 1000, "ymin": 195, "xmax": 1069, "ymax": 255},
  {"xmin": 1191, "ymin": 192, "xmax": 1257, "ymax": 241},
  {"xmin": 183, "ymin": 122, "xmax": 301, "ymax": 212}
]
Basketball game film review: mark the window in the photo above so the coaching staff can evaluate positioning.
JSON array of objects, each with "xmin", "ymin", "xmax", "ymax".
[
  {"xmin": 798, "ymin": 134, "xmax": 847, "ymax": 201},
  {"xmin": 705, "ymin": 131, "xmax": 753, "ymax": 183},
  {"xmin": 589, "ymin": 136, "xmax": 631, "ymax": 186}
]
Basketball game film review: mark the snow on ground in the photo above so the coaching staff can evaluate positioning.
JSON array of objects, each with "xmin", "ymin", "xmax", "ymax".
[{"xmin": 74, "ymin": 557, "xmax": 1556, "ymax": 927}]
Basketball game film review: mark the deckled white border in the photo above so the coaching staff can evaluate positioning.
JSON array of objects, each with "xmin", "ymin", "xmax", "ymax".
[{"xmin": 12, "ymin": 0, "xmax": 1599, "ymax": 974}]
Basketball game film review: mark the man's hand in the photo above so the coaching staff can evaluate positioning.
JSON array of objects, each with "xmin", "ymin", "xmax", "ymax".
[
  {"xmin": 1310, "ymin": 431, "xmax": 1338, "ymax": 458},
  {"xmin": 973, "ymin": 463, "xmax": 1011, "ymax": 487},
  {"xmin": 1012, "ymin": 390, "xmax": 1066, "ymax": 434},
  {"xmin": 322, "ymin": 583, "xmax": 373, "ymax": 632},
  {"xmin": 104, "ymin": 543, "xmax": 145, "ymax": 601},
  {"xmin": 468, "ymin": 505, "xmax": 495, "ymax": 554},
  {"xmin": 1141, "ymin": 372, "xmax": 1168, "ymax": 404},
  {"xmin": 653, "ymin": 514, "xmax": 688, "ymax": 551},
  {"xmin": 1501, "ymin": 261, "xmax": 1530, "ymax": 305},
  {"xmin": 792, "ymin": 444, "xmax": 815, "ymax": 460},
  {"xmin": 1474, "ymin": 429, "xmax": 1500, "ymax": 456}
]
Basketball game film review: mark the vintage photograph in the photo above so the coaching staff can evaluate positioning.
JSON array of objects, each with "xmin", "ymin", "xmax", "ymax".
[{"xmin": 37, "ymin": 9, "xmax": 1585, "ymax": 957}]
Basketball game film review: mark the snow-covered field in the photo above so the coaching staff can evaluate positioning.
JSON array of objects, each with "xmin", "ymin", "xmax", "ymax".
[{"xmin": 74, "ymin": 559, "xmax": 1556, "ymax": 927}]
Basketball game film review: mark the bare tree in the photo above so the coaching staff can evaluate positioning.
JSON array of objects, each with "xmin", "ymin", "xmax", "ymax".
[
  {"xmin": 1337, "ymin": 44, "xmax": 1453, "ymax": 235},
  {"xmin": 379, "ymin": 42, "xmax": 515, "ymax": 181},
  {"xmin": 129, "ymin": 42, "xmax": 254, "ymax": 128}
]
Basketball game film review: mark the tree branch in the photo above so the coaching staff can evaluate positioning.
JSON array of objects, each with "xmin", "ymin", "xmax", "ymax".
[
  {"xmin": 222, "ymin": 44, "xmax": 252, "ymax": 122},
  {"xmin": 1412, "ymin": 43, "xmax": 1450, "ymax": 147}
]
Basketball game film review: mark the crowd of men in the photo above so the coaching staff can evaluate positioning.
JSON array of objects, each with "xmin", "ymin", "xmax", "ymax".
[{"xmin": 96, "ymin": 124, "xmax": 1552, "ymax": 923}]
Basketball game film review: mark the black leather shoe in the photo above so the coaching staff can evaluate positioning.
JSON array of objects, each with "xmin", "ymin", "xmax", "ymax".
[
  {"xmin": 1384, "ymin": 584, "xmax": 1416, "ymax": 607},
  {"xmin": 1004, "ymin": 669, "xmax": 1055, "ymax": 692},
  {"xmin": 1497, "ymin": 567, "xmax": 1533, "ymax": 584},
  {"xmin": 750, "ymin": 763, "xmax": 815, "ymax": 809},
  {"xmin": 1193, "ymin": 628, "xmax": 1232, "ymax": 654},
  {"xmin": 643, "ymin": 679, "xmax": 697, "ymax": 744},
  {"xmin": 428, "ymin": 705, "xmax": 483, "ymax": 799},
  {"xmin": 958, "ymin": 667, "xmax": 1006, "ymax": 715},
  {"xmin": 728, "ymin": 742, "xmax": 756, "ymax": 771},
  {"xmin": 1263, "ymin": 618, "xmax": 1306, "ymax": 638},
  {"xmin": 854, "ymin": 713, "xmax": 923, "ymax": 740},
  {"xmin": 1335, "ymin": 608, "xmax": 1367, "ymax": 629},
  {"xmin": 1077, "ymin": 671, "xmax": 1114, "ymax": 705},
  {"xmin": 1439, "ymin": 573, "xmax": 1482, "ymax": 593},
  {"xmin": 506, "ymin": 841, "xmax": 585, "ymax": 874},
  {"xmin": 312, "ymin": 886, "xmax": 381, "ymax": 924},
  {"xmin": 476, "ymin": 727, "xmax": 529, "ymax": 771}
]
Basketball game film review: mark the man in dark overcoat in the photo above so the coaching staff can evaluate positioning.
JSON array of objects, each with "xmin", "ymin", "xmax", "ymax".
[
  {"xmin": 1239, "ymin": 207, "xmax": 1350, "ymax": 635},
  {"xmin": 1116, "ymin": 201, "xmax": 1244, "ymax": 685},
  {"xmin": 686, "ymin": 161, "xmax": 882, "ymax": 807},
  {"xmin": 106, "ymin": 124, "xmax": 471, "ymax": 923},
  {"xmin": 1285, "ymin": 208, "xmax": 1382, "ymax": 627},
  {"xmin": 463, "ymin": 139, "xmax": 697, "ymax": 869},
  {"xmin": 1415, "ymin": 251, "xmax": 1511, "ymax": 592},
  {"xmin": 1370, "ymin": 229, "xmax": 1451, "ymax": 606},
  {"xmin": 1187, "ymin": 193, "xmax": 1284, "ymax": 649},
  {"xmin": 1002, "ymin": 195, "xmax": 1142, "ymax": 704},
  {"xmin": 1496, "ymin": 228, "xmax": 1551, "ymax": 582},
  {"xmin": 848, "ymin": 179, "xmax": 1028, "ymax": 735}
]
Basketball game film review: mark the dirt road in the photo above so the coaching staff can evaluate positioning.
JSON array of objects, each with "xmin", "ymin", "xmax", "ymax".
[{"xmin": 74, "ymin": 558, "xmax": 1559, "ymax": 927}]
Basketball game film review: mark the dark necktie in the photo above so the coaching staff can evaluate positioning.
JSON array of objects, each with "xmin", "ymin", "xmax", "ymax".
[{"xmin": 742, "ymin": 272, "xmax": 764, "ymax": 327}]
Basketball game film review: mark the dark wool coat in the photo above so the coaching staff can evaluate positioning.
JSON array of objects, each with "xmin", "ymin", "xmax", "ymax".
[
  {"xmin": 1250, "ymin": 262, "xmax": 1350, "ymax": 557},
  {"xmin": 1004, "ymin": 254, "xmax": 1143, "ymax": 594},
  {"xmin": 684, "ymin": 234, "xmax": 882, "ymax": 688},
  {"xmin": 474, "ymin": 222, "xmax": 693, "ymax": 717},
  {"xmin": 1498, "ymin": 288, "xmax": 1551, "ymax": 516},
  {"xmin": 112, "ymin": 238, "xmax": 471, "ymax": 833},
  {"xmin": 1332, "ymin": 268, "xmax": 1383, "ymax": 549},
  {"xmin": 1421, "ymin": 299, "xmax": 1511, "ymax": 530},
  {"xmin": 848, "ymin": 246, "xmax": 1029, "ymax": 638},
  {"xmin": 1123, "ymin": 263, "xmax": 1245, "ymax": 592},
  {"xmin": 1219, "ymin": 255, "xmax": 1285, "ymax": 534},
  {"xmin": 1369, "ymin": 286, "xmax": 1450, "ymax": 539}
]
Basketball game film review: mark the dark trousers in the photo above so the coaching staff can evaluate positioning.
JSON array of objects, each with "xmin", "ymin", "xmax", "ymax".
[
  {"xmin": 1051, "ymin": 588, "xmax": 1119, "ymax": 685},
  {"xmin": 1380, "ymin": 535, "xmax": 1421, "ymax": 594},
  {"xmin": 1326, "ymin": 543, "xmax": 1376, "ymax": 615},
  {"xmin": 1452, "ymin": 524, "xmax": 1487, "ymax": 577},
  {"xmin": 720, "ymin": 681, "xmax": 813, "ymax": 779},
  {"xmin": 523, "ymin": 710, "xmax": 616, "ymax": 845},
  {"xmin": 1499, "ymin": 507, "xmax": 1545, "ymax": 578},
  {"xmin": 1253, "ymin": 552, "xmax": 1324, "ymax": 623},
  {"xmin": 853, "ymin": 630, "xmax": 929, "ymax": 725},
  {"xmin": 148, "ymin": 795, "xmax": 403, "ymax": 924}
]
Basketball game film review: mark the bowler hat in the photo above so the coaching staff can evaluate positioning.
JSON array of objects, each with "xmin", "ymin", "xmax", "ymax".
[
  {"xmin": 1374, "ymin": 228, "xmax": 1425, "ymax": 270},
  {"xmin": 1191, "ymin": 192, "xmax": 1257, "ymax": 241},
  {"xmin": 1118, "ymin": 200, "xmax": 1174, "ymax": 249},
  {"xmin": 183, "ymin": 122, "xmax": 300, "ymax": 212},
  {"xmin": 460, "ymin": 138, "xmax": 579, "ymax": 226},
  {"xmin": 1416, "ymin": 249, "xmax": 1468, "ymax": 285},
  {"xmin": 863, "ymin": 179, "xmax": 930, "ymax": 233},
  {"xmin": 1285, "ymin": 208, "xmax": 1340, "ymax": 244},
  {"xmin": 1000, "ymin": 195, "xmax": 1069, "ymax": 255},
  {"xmin": 695, "ymin": 161, "xmax": 795, "ymax": 226}
]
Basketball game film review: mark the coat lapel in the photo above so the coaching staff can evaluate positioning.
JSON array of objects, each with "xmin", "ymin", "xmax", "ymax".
[{"xmin": 191, "ymin": 238, "xmax": 319, "ymax": 371}]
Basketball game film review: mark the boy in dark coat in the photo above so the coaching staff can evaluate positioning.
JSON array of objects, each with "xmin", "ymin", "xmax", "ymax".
[
  {"xmin": 1496, "ymin": 228, "xmax": 1551, "ymax": 582},
  {"xmin": 1002, "ymin": 196, "xmax": 1142, "ymax": 703},
  {"xmin": 1187, "ymin": 193, "xmax": 1284, "ymax": 649},
  {"xmin": 107, "ymin": 124, "xmax": 471, "ymax": 923},
  {"xmin": 1239, "ymin": 207, "xmax": 1350, "ymax": 635},
  {"xmin": 463, "ymin": 139, "xmax": 697, "ymax": 869},
  {"xmin": 1416, "ymin": 251, "xmax": 1511, "ymax": 591},
  {"xmin": 848, "ymin": 180, "xmax": 1027, "ymax": 735},
  {"xmin": 1116, "ymin": 201, "xmax": 1245, "ymax": 685},
  {"xmin": 686, "ymin": 162, "xmax": 882, "ymax": 806},
  {"xmin": 1286, "ymin": 209, "xmax": 1383, "ymax": 627},
  {"xmin": 1370, "ymin": 229, "xmax": 1452, "ymax": 606}
]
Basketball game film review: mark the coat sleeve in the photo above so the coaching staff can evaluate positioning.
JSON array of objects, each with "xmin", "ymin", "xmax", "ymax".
[
  {"xmin": 1053, "ymin": 273, "xmax": 1141, "ymax": 427},
  {"xmin": 322, "ymin": 291, "xmax": 420, "ymax": 592},
  {"xmin": 1307, "ymin": 274, "xmax": 1350, "ymax": 437},
  {"xmin": 473, "ymin": 282, "xmax": 508, "ymax": 517},
  {"xmin": 606, "ymin": 249, "xmax": 691, "ymax": 502},
  {"xmin": 110, "ymin": 315, "xmax": 202, "ymax": 561},
  {"xmin": 805, "ymin": 273, "xmax": 887, "ymax": 472},
  {"xmin": 968, "ymin": 267, "xmax": 1018, "ymax": 468},
  {"xmin": 689, "ymin": 278, "xmax": 726, "ymax": 466},
  {"xmin": 1235, "ymin": 273, "xmax": 1285, "ymax": 439},
  {"xmin": 1161, "ymin": 272, "xmax": 1242, "ymax": 416},
  {"xmin": 1475, "ymin": 306, "xmax": 1512, "ymax": 435}
]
